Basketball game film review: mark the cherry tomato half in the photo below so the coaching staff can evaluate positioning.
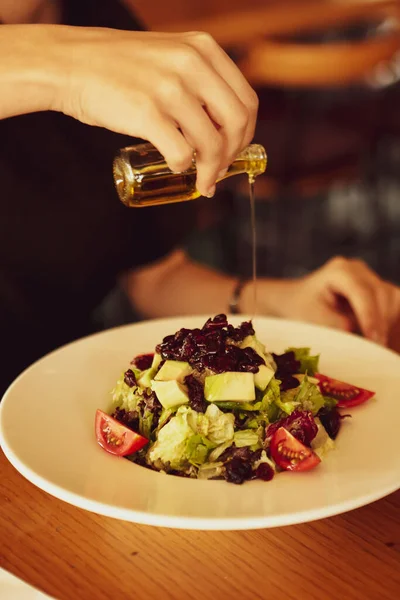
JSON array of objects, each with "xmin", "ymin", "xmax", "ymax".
[
  {"xmin": 270, "ymin": 427, "xmax": 321, "ymax": 472},
  {"xmin": 95, "ymin": 409, "xmax": 148, "ymax": 456},
  {"xmin": 315, "ymin": 374, "xmax": 375, "ymax": 408}
]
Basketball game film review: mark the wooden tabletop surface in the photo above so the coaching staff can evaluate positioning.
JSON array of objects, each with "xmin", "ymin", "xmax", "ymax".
[{"xmin": 0, "ymin": 449, "xmax": 399, "ymax": 600}]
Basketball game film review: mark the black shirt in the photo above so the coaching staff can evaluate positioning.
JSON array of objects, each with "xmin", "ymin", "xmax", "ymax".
[{"xmin": 0, "ymin": 0, "xmax": 190, "ymax": 393}]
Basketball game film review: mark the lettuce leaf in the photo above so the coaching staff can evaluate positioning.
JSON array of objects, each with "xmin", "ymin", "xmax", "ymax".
[
  {"xmin": 294, "ymin": 374, "xmax": 325, "ymax": 415},
  {"xmin": 111, "ymin": 373, "xmax": 142, "ymax": 412},
  {"xmin": 205, "ymin": 404, "xmax": 235, "ymax": 445},
  {"xmin": 197, "ymin": 462, "xmax": 225, "ymax": 480},
  {"xmin": 286, "ymin": 347, "xmax": 319, "ymax": 376},
  {"xmin": 233, "ymin": 429, "xmax": 260, "ymax": 448},
  {"xmin": 262, "ymin": 377, "xmax": 299, "ymax": 416},
  {"xmin": 148, "ymin": 404, "xmax": 234, "ymax": 469},
  {"xmin": 139, "ymin": 409, "xmax": 154, "ymax": 439},
  {"xmin": 148, "ymin": 407, "xmax": 195, "ymax": 469}
]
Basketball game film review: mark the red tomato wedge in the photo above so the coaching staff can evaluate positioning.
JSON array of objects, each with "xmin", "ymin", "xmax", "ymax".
[
  {"xmin": 95, "ymin": 409, "xmax": 148, "ymax": 456},
  {"xmin": 315, "ymin": 374, "xmax": 375, "ymax": 407},
  {"xmin": 270, "ymin": 427, "xmax": 321, "ymax": 472}
]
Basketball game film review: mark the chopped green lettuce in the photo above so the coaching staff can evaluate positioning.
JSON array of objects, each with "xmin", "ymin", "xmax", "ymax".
[
  {"xmin": 208, "ymin": 440, "xmax": 233, "ymax": 462},
  {"xmin": 138, "ymin": 409, "xmax": 154, "ymax": 440},
  {"xmin": 157, "ymin": 408, "xmax": 174, "ymax": 430},
  {"xmin": 261, "ymin": 377, "xmax": 286, "ymax": 419},
  {"xmin": 197, "ymin": 462, "xmax": 225, "ymax": 480},
  {"xmin": 214, "ymin": 401, "xmax": 261, "ymax": 412},
  {"xmin": 294, "ymin": 374, "xmax": 325, "ymax": 415},
  {"xmin": 311, "ymin": 419, "xmax": 335, "ymax": 458},
  {"xmin": 286, "ymin": 347, "xmax": 320, "ymax": 376},
  {"xmin": 186, "ymin": 435, "xmax": 210, "ymax": 466},
  {"xmin": 275, "ymin": 389, "xmax": 299, "ymax": 415},
  {"xmin": 148, "ymin": 407, "xmax": 195, "ymax": 469},
  {"xmin": 111, "ymin": 373, "xmax": 141, "ymax": 412},
  {"xmin": 233, "ymin": 429, "xmax": 261, "ymax": 448},
  {"xmin": 148, "ymin": 404, "xmax": 234, "ymax": 469},
  {"xmin": 205, "ymin": 404, "xmax": 235, "ymax": 445}
]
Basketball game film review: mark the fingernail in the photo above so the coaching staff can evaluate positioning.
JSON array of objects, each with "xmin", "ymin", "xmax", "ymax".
[
  {"xmin": 217, "ymin": 168, "xmax": 228, "ymax": 180},
  {"xmin": 205, "ymin": 184, "xmax": 216, "ymax": 198}
]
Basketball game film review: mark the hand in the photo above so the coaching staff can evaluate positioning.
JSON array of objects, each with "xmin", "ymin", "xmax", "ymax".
[
  {"xmin": 257, "ymin": 257, "xmax": 400, "ymax": 347},
  {"xmin": 50, "ymin": 28, "xmax": 258, "ymax": 197}
]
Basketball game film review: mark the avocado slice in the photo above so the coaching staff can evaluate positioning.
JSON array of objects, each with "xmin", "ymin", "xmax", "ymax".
[
  {"xmin": 240, "ymin": 334, "xmax": 266, "ymax": 357},
  {"xmin": 254, "ymin": 363, "xmax": 275, "ymax": 391},
  {"xmin": 154, "ymin": 360, "xmax": 192, "ymax": 383},
  {"xmin": 151, "ymin": 380, "xmax": 190, "ymax": 409},
  {"xmin": 138, "ymin": 368, "xmax": 154, "ymax": 389},
  {"xmin": 137, "ymin": 353, "xmax": 163, "ymax": 388},
  {"xmin": 151, "ymin": 352, "xmax": 163, "ymax": 370},
  {"xmin": 204, "ymin": 372, "xmax": 255, "ymax": 402}
]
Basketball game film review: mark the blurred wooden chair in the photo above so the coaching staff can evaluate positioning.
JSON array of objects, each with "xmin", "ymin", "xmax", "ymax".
[
  {"xmin": 237, "ymin": 2, "xmax": 400, "ymax": 86},
  {"xmin": 179, "ymin": 6, "xmax": 399, "ymax": 199},
  {"xmin": 236, "ymin": 1, "xmax": 400, "ymax": 202},
  {"xmin": 161, "ymin": 0, "xmax": 400, "ymax": 72}
]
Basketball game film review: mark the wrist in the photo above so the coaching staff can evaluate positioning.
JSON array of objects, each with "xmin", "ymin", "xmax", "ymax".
[
  {"xmin": 240, "ymin": 278, "xmax": 297, "ymax": 317},
  {"xmin": 0, "ymin": 25, "xmax": 69, "ymax": 117}
]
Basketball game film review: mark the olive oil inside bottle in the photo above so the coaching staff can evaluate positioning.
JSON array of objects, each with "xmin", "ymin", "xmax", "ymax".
[{"xmin": 113, "ymin": 143, "xmax": 267, "ymax": 208}]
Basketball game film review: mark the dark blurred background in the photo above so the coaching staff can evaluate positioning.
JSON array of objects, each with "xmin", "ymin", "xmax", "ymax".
[{"xmin": 101, "ymin": 0, "xmax": 400, "ymax": 323}]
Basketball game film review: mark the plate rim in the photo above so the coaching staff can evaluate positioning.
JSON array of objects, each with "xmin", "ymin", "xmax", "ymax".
[
  {"xmin": 1, "ymin": 314, "xmax": 399, "ymax": 530},
  {"xmin": 2, "ymin": 439, "xmax": 399, "ymax": 530}
]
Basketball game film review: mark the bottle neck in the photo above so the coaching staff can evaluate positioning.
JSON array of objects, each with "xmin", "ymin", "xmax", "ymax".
[{"xmin": 219, "ymin": 144, "xmax": 267, "ymax": 183}]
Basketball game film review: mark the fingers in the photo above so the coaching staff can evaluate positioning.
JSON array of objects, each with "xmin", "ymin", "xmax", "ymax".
[
  {"xmin": 154, "ymin": 38, "xmax": 256, "ymax": 195},
  {"xmin": 185, "ymin": 32, "xmax": 258, "ymax": 162},
  {"xmin": 135, "ymin": 103, "xmax": 194, "ymax": 174},
  {"xmin": 69, "ymin": 29, "xmax": 259, "ymax": 195},
  {"xmin": 317, "ymin": 257, "xmax": 388, "ymax": 344},
  {"xmin": 150, "ymin": 66, "xmax": 245, "ymax": 196},
  {"xmin": 168, "ymin": 95, "xmax": 224, "ymax": 197},
  {"xmin": 174, "ymin": 39, "xmax": 253, "ymax": 189}
]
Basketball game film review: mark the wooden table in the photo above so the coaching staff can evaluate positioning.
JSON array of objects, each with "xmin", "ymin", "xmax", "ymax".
[{"xmin": 0, "ymin": 450, "xmax": 399, "ymax": 600}]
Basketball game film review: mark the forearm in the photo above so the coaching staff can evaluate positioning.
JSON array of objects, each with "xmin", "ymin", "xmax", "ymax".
[
  {"xmin": 0, "ymin": 25, "xmax": 66, "ymax": 119},
  {"xmin": 122, "ymin": 249, "xmax": 236, "ymax": 317},
  {"xmin": 121, "ymin": 249, "xmax": 292, "ymax": 318}
]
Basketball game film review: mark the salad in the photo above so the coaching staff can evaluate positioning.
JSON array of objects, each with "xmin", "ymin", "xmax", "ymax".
[{"xmin": 95, "ymin": 314, "xmax": 375, "ymax": 484}]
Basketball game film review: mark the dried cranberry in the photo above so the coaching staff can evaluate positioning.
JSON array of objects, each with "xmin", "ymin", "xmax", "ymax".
[
  {"xmin": 229, "ymin": 320, "xmax": 255, "ymax": 342},
  {"xmin": 131, "ymin": 353, "xmax": 154, "ymax": 371},
  {"xmin": 280, "ymin": 375, "xmax": 300, "ymax": 391},
  {"xmin": 224, "ymin": 457, "xmax": 252, "ymax": 484},
  {"xmin": 273, "ymin": 351, "xmax": 301, "ymax": 378},
  {"xmin": 202, "ymin": 314, "xmax": 228, "ymax": 331},
  {"xmin": 155, "ymin": 316, "xmax": 262, "ymax": 376},
  {"xmin": 124, "ymin": 369, "xmax": 137, "ymax": 388},
  {"xmin": 272, "ymin": 351, "xmax": 302, "ymax": 390},
  {"xmin": 185, "ymin": 374, "xmax": 207, "ymax": 413},
  {"xmin": 255, "ymin": 463, "xmax": 274, "ymax": 481}
]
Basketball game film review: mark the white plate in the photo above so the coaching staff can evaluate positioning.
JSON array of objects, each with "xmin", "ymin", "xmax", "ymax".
[{"xmin": 1, "ymin": 316, "xmax": 399, "ymax": 530}]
